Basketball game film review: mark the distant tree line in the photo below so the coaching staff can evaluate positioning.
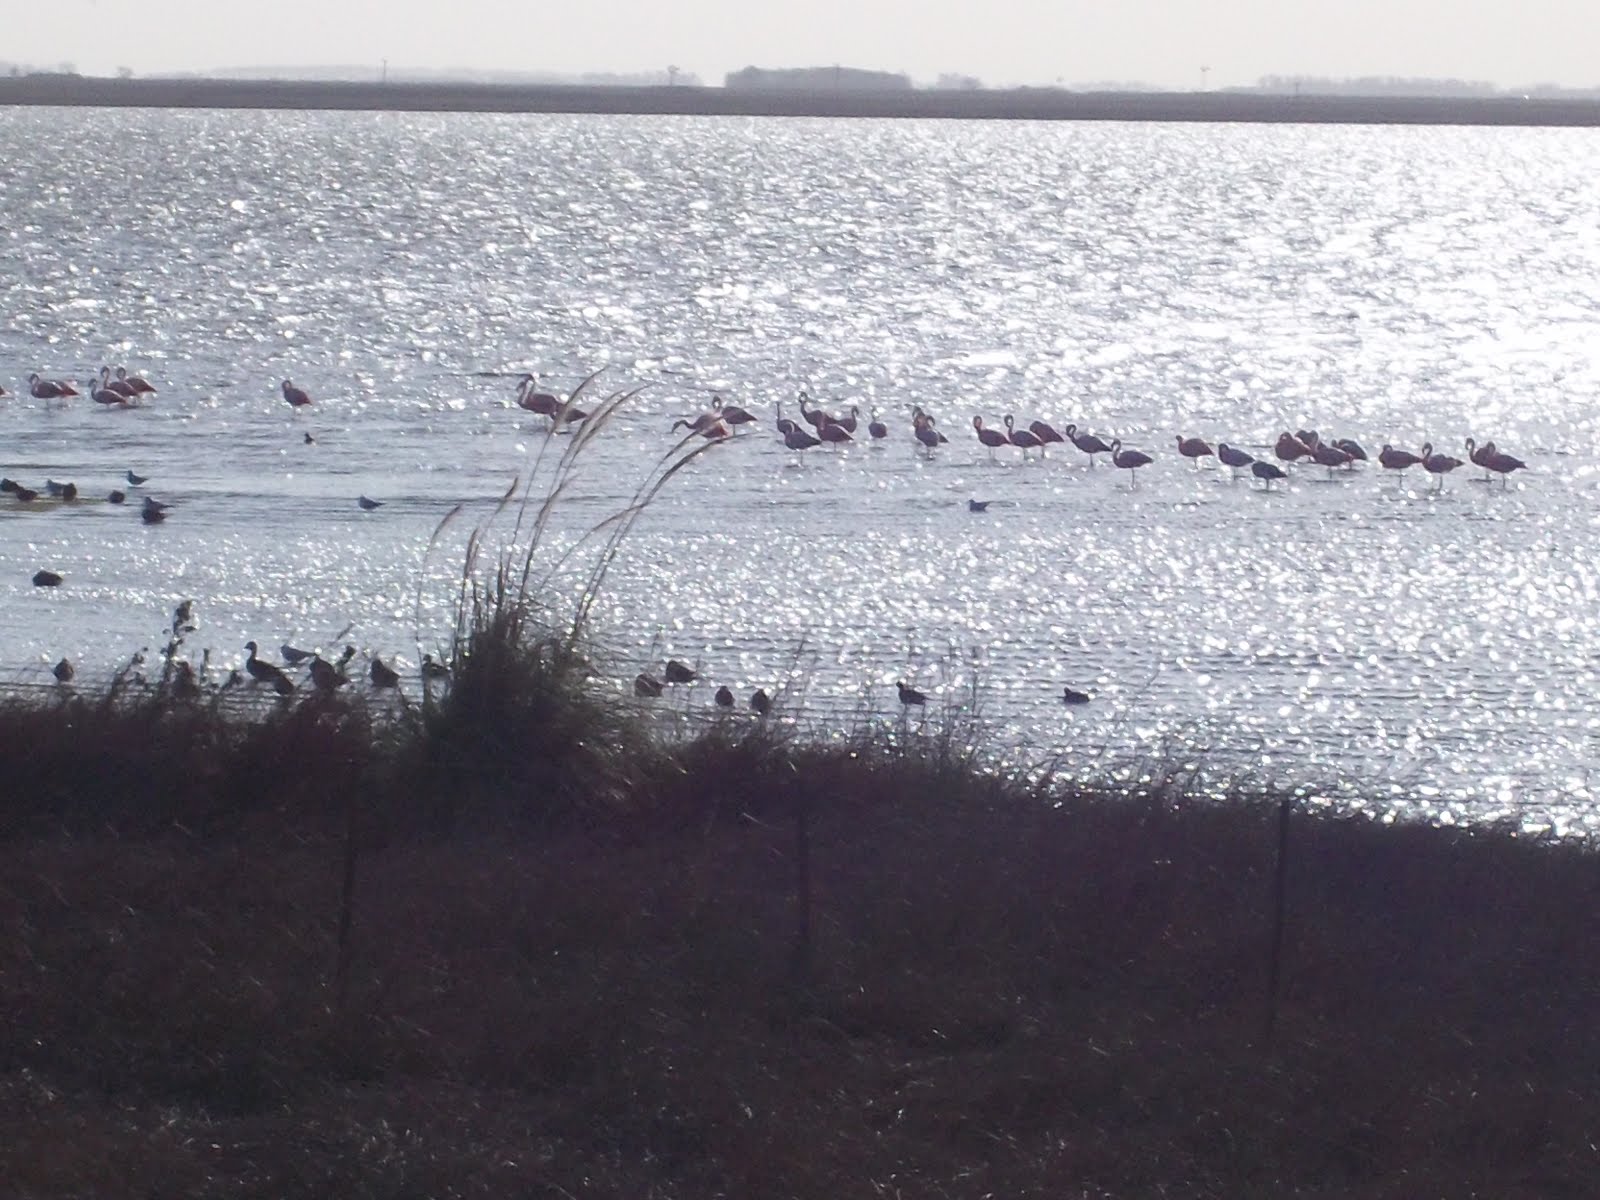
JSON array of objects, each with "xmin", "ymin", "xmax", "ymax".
[
  {"xmin": 1250, "ymin": 74, "xmax": 1600, "ymax": 98},
  {"xmin": 725, "ymin": 66, "xmax": 911, "ymax": 91}
]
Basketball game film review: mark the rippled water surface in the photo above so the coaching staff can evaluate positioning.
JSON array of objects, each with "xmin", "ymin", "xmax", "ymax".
[{"xmin": 4, "ymin": 109, "xmax": 1600, "ymax": 824}]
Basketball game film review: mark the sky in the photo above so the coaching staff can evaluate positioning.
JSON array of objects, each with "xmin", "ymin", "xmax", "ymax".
[{"xmin": 6, "ymin": 0, "xmax": 1599, "ymax": 90}]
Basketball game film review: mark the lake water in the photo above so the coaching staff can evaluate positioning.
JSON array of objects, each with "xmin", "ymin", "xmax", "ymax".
[{"xmin": 3, "ymin": 108, "xmax": 1600, "ymax": 827}]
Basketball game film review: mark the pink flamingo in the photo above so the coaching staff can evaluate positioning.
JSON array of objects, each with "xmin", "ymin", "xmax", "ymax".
[
  {"xmin": 1175, "ymin": 435, "xmax": 1214, "ymax": 467},
  {"xmin": 972, "ymin": 416, "xmax": 1009, "ymax": 459},
  {"xmin": 1108, "ymin": 439, "xmax": 1153, "ymax": 486},
  {"xmin": 1063, "ymin": 423, "xmax": 1112, "ymax": 467},
  {"xmin": 1004, "ymin": 415, "xmax": 1043, "ymax": 458}
]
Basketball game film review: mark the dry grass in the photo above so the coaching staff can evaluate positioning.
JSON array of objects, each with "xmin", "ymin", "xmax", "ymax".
[{"xmin": 4, "ymin": 747, "xmax": 1599, "ymax": 1198}]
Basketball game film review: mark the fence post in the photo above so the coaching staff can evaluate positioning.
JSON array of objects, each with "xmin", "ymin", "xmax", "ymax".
[
  {"xmin": 791, "ymin": 790, "xmax": 813, "ymax": 988},
  {"xmin": 1264, "ymin": 794, "xmax": 1292, "ymax": 1047}
]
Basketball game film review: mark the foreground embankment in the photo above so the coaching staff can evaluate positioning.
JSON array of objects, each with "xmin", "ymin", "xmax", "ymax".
[
  {"xmin": 2, "ymin": 669, "xmax": 1598, "ymax": 1197},
  {"xmin": 5, "ymin": 76, "xmax": 1600, "ymax": 126}
]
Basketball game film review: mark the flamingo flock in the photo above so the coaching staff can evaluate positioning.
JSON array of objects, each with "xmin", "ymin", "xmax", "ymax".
[{"xmin": 663, "ymin": 388, "xmax": 1530, "ymax": 494}]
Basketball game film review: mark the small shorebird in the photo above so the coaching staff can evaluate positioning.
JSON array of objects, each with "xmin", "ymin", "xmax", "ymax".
[
  {"xmin": 714, "ymin": 685, "xmax": 734, "ymax": 708},
  {"xmin": 664, "ymin": 659, "xmax": 697, "ymax": 684},
  {"xmin": 358, "ymin": 495, "xmax": 384, "ymax": 510},
  {"xmin": 896, "ymin": 680, "xmax": 927, "ymax": 707},
  {"xmin": 370, "ymin": 655, "xmax": 401, "ymax": 689},
  {"xmin": 635, "ymin": 673, "xmax": 664, "ymax": 698},
  {"xmin": 32, "ymin": 570, "xmax": 63, "ymax": 587},
  {"xmin": 243, "ymin": 642, "xmax": 294, "ymax": 694},
  {"xmin": 280, "ymin": 643, "xmax": 315, "ymax": 665},
  {"xmin": 53, "ymin": 658, "xmax": 74, "ymax": 684},
  {"xmin": 309, "ymin": 654, "xmax": 347, "ymax": 692},
  {"xmin": 1062, "ymin": 686, "xmax": 1091, "ymax": 705},
  {"xmin": 126, "ymin": 470, "xmax": 148, "ymax": 486},
  {"xmin": 868, "ymin": 411, "xmax": 889, "ymax": 440},
  {"xmin": 750, "ymin": 688, "xmax": 771, "ymax": 715}
]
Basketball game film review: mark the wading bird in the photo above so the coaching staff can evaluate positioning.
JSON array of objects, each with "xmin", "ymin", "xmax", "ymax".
[
  {"xmin": 896, "ymin": 680, "xmax": 927, "ymax": 707},
  {"xmin": 1029, "ymin": 419, "xmax": 1066, "ymax": 447},
  {"xmin": 243, "ymin": 642, "xmax": 294, "ymax": 694},
  {"xmin": 1420, "ymin": 443, "xmax": 1464, "ymax": 492},
  {"xmin": 1005, "ymin": 415, "xmax": 1044, "ymax": 458},
  {"xmin": 1217, "ymin": 443, "xmax": 1254, "ymax": 477},
  {"xmin": 1378, "ymin": 444, "xmax": 1423, "ymax": 480},
  {"xmin": 712, "ymin": 396, "xmax": 756, "ymax": 428},
  {"xmin": 973, "ymin": 416, "xmax": 1009, "ymax": 459},
  {"xmin": 282, "ymin": 379, "xmax": 314, "ymax": 410},
  {"xmin": 28, "ymin": 373, "xmax": 77, "ymax": 401},
  {"xmin": 1064, "ymin": 424, "xmax": 1113, "ymax": 467},
  {"xmin": 1176, "ymin": 435, "xmax": 1214, "ymax": 467},
  {"xmin": 370, "ymin": 655, "xmax": 401, "ymax": 689},
  {"xmin": 1109, "ymin": 439, "xmax": 1153, "ymax": 485},
  {"xmin": 100, "ymin": 366, "xmax": 136, "ymax": 400},
  {"xmin": 1275, "ymin": 431, "xmax": 1314, "ymax": 463},
  {"xmin": 1251, "ymin": 461, "xmax": 1288, "ymax": 490},
  {"xmin": 116, "ymin": 366, "xmax": 156, "ymax": 396}
]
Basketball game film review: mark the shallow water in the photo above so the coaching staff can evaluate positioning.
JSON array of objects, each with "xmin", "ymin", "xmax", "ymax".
[{"xmin": 3, "ymin": 109, "xmax": 1599, "ymax": 825}]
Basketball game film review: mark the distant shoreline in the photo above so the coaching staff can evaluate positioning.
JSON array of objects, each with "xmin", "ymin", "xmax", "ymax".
[{"xmin": 5, "ymin": 76, "xmax": 1600, "ymax": 126}]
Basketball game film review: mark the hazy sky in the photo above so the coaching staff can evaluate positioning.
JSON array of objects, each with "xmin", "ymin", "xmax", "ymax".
[{"xmin": 9, "ymin": 0, "xmax": 1599, "ymax": 89}]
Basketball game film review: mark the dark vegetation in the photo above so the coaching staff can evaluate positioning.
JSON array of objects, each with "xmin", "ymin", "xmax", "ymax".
[{"xmin": 4, "ymin": 390, "xmax": 1600, "ymax": 1197}]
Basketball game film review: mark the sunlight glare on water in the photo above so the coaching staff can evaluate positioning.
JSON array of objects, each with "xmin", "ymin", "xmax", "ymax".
[{"xmin": 3, "ymin": 109, "xmax": 1600, "ymax": 826}]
